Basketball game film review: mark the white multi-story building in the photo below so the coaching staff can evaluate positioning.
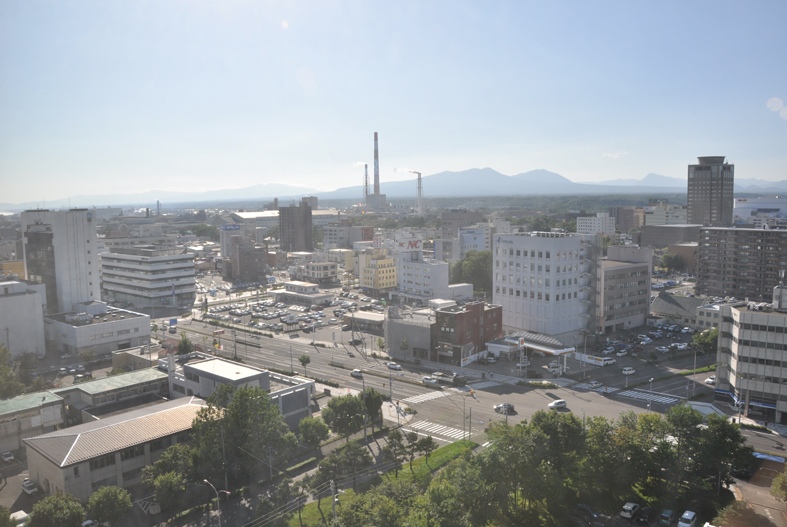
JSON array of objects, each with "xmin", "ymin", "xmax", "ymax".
[
  {"xmin": 492, "ymin": 232, "xmax": 600, "ymax": 347},
  {"xmin": 100, "ymin": 246, "xmax": 196, "ymax": 309},
  {"xmin": 715, "ymin": 283, "xmax": 787, "ymax": 424},
  {"xmin": 396, "ymin": 252, "xmax": 473, "ymax": 302},
  {"xmin": 458, "ymin": 224, "xmax": 492, "ymax": 258},
  {"xmin": 576, "ymin": 213, "xmax": 616, "ymax": 236},
  {"xmin": 0, "ymin": 279, "xmax": 46, "ymax": 357},
  {"xmin": 644, "ymin": 205, "xmax": 688, "ymax": 225},
  {"xmin": 21, "ymin": 209, "xmax": 101, "ymax": 314}
]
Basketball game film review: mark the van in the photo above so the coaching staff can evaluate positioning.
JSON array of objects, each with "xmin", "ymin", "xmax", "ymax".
[
  {"xmin": 599, "ymin": 357, "xmax": 616, "ymax": 366},
  {"xmin": 622, "ymin": 366, "xmax": 636, "ymax": 375},
  {"xmin": 659, "ymin": 509, "xmax": 676, "ymax": 526}
]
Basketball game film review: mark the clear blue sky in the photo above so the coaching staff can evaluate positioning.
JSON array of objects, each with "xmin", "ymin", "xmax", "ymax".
[{"xmin": 1, "ymin": 1, "xmax": 786, "ymax": 203}]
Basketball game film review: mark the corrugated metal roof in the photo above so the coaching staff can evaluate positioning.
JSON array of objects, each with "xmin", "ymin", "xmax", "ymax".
[
  {"xmin": 51, "ymin": 368, "xmax": 167, "ymax": 396},
  {"xmin": 650, "ymin": 291, "xmax": 707, "ymax": 319},
  {"xmin": 24, "ymin": 397, "xmax": 206, "ymax": 467}
]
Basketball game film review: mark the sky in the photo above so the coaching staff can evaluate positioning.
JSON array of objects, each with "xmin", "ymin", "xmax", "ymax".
[{"xmin": 1, "ymin": 1, "xmax": 786, "ymax": 204}]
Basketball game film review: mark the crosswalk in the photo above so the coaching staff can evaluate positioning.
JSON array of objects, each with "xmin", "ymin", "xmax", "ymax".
[
  {"xmin": 468, "ymin": 381, "xmax": 501, "ymax": 390},
  {"xmin": 573, "ymin": 383, "xmax": 620, "ymax": 394},
  {"xmin": 407, "ymin": 420, "xmax": 466, "ymax": 441},
  {"xmin": 618, "ymin": 390, "xmax": 679, "ymax": 404},
  {"xmin": 401, "ymin": 391, "xmax": 450, "ymax": 404}
]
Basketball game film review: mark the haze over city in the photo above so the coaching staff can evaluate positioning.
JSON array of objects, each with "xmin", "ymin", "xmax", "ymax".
[{"xmin": 2, "ymin": 1, "xmax": 786, "ymax": 204}]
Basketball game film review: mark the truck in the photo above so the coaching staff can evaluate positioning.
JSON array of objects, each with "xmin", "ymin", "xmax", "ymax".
[{"xmin": 573, "ymin": 352, "xmax": 616, "ymax": 367}]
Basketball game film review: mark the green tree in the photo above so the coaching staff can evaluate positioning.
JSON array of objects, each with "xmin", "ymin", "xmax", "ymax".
[
  {"xmin": 0, "ymin": 506, "xmax": 15, "ymax": 527},
  {"xmin": 460, "ymin": 250, "xmax": 493, "ymax": 294},
  {"xmin": 340, "ymin": 440, "xmax": 373, "ymax": 490},
  {"xmin": 660, "ymin": 253, "xmax": 684, "ymax": 272},
  {"xmin": 153, "ymin": 471, "xmax": 186, "ymax": 511},
  {"xmin": 0, "ymin": 344, "xmax": 25, "ymax": 398},
  {"xmin": 151, "ymin": 323, "xmax": 159, "ymax": 340},
  {"xmin": 416, "ymin": 435, "xmax": 438, "ymax": 467},
  {"xmin": 87, "ymin": 486, "xmax": 132, "ymax": 527},
  {"xmin": 142, "ymin": 443, "xmax": 194, "ymax": 488},
  {"xmin": 713, "ymin": 500, "xmax": 760, "ymax": 527},
  {"xmin": 419, "ymin": 456, "xmax": 497, "ymax": 527},
  {"xmin": 377, "ymin": 337, "xmax": 385, "ymax": 351},
  {"xmin": 297, "ymin": 354, "xmax": 311, "ymax": 376},
  {"xmin": 772, "ymin": 472, "xmax": 787, "ymax": 506},
  {"xmin": 382, "ymin": 429, "xmax": 407, "ymax": 477},
  {"xmin": 321, "ymin": 393, "xmax": 364, "ymax": 443},
  {"xmin": 692, "ymin": 327, "xmax": 719, "ymax": 355},
  {"xmin": 78, "ymin": 349, "xmax": 96, "ymax": 366},
  {"xmin": 361, "ymin": 388, "xmax": 385, "ymax": 431},
  {"xmin": 298, "ymin": 416, "xmax": 330, "ymax": 450},
  {"xmin": 449, "ymin": 259, "xmax": 464, "ymax": 284},
  {"xmin": 17, "ymin": 352, "xmax": 38, "ymax": 372},
  {"xmin": 177, "ymin": 331, "xmax": 193, "ymax": 354},
  {"xmin": 28, "ymin": 492, "xmax": 85, "ymax": 527},
  {"xmin": 191, "ymin": 224, "xmax": 220, "ymax": 241},
  {"xmin": 404, "ymin": 431, "xmax": 420, "ymax": 473}
]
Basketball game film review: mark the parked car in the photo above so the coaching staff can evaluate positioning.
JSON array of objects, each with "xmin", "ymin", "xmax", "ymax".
[
  {"xmin": 1, "ymin": 451, "xmax": 14, "ymax": 463},
  {"xmin": 494, "ymin": 403, "xmax": 515, "ymax": 414},
  {"xmin": 422, "ymin": 376, "xmax": 439, "ymax": 385},
  {"xmin": 548, "ymin": 399, "xmax": 567, "ymax": 410},
  {"xmin": 622, "ymin": 366, "xmax": 636, "ymax": 375},
  {"xmin": 677, "ymin": 511, "xmax": 697, "ymax": 527},
  {"xmin": 515, "ymin": 360, "xmax": 530, "ymax": 368},
  {"xmin": 341, "ymin": 325, "xmax": 351, "ymax": 331},
  {"xmin": 387, "ymin": 363, "xmax": 402, "ymax": 371},
  {"xmin": 486, "ymin": 356, "xmax": 497, "ymax": 363},
  {"xmin": 640, "ymin": 338, "xmax": 652, "ymax": 345},
  {"xmin": 636, "ymin": 506, "xmax": 655, "ymax": 524},
  {"xmin": 659, "ymin": 509, "xmax": 677, "ymax": 526},
  {"xmin": 21, "ymin": 478, "xmax": 38, "ymax": 495},
  {"xmin": 705, "ymin": 375, "xmax": 716, "ymax": 385},
  {"xmin": 620, "ymin": 502, "xmax": 640, "ymax": 519},
  {"xmin": 655, "ymin": 346, "xmax": 670, "ymax": 353},
  {"xmin": 601, "ymin": 348, "xmax": 615, "ymax": 355},
  {"xmin": 616, "ymin": 350, "xmax": 628, "ymax": 357}
]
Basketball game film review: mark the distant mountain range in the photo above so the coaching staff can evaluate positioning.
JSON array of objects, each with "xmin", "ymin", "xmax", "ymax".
[{"xmin": 2, "ymin": 170, "xmax": 785, "ymax": 210}]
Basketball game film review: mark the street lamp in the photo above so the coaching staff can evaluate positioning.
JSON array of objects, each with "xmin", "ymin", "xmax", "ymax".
[
  {"xmin": 649, "ymin": 378, "xmax": 654, "ymax": 393},
  {"xmin": 692, "ymin": 348, "xmax": 697, "ymax": 398},
  {"xmin": 204, "ymin": 479, "xmax": 229, "ymax": 527}
]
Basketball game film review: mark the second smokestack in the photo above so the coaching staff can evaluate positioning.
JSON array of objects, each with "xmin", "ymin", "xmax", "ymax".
[{"xmin": 374, "ymin": 132, "xmax": 380, "ymax": 195}]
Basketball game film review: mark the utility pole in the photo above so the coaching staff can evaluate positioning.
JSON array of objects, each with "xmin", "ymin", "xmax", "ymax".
[
  {"xmin": 290, "ymin": 345, "xmax": 293, "ymax": 373},
  {"xmin": 362, "ymin": 376, "xmax": 367, "ymax": 443},
  {"xmin": 4, "ymin": 327, "xmax": 9, "ymax": 351},
  {"xmin": 468, "ymin": 406, "xmax": 472, "ymax": 442},
  {"xmin": 331, "ymin": 480, "xmax": 337, "ymax": 526},
  {"xmin": 220, "ymin": 425, "xmax": 228, "ymax": 491}
]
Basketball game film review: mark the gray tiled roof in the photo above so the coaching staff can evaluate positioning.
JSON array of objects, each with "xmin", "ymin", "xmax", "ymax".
[
  {"xmin": 0, "ymin": 391, "xmax": 63, "ymax": 418},
  {"xmin": 650, "ymin": 291, "xmax": 707, "ymax": 319},
  {"xmin": 24, "ymin": 397, "xmax": 206, "ymax": 468}
]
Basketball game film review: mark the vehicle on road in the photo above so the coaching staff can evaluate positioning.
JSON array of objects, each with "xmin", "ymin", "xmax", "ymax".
[
  {"xmin": 422, "ymin": 376, "xmax": 439, "ymax": 385},
  {"xmin": 494, "ymin": 403, "xmax": 515, "ymax": 414},
  {"xmin": 677, "ymin": 511, "xmax": 697, "ymax": 527},
  {"xmin": 348, "ymin": 338, "xmax": 363, "ymax": 346},
  {"xmin": 705, "ymin": 375, "xmax": 716, "ymax": 385},
  {"xmin": 622, "ymin": 366, "xmax": 636, "ymax": 375},
  {"xmin": 351, "ymin": 369, "xmax": 363, "ymax": 378},
  {"xmin": 486, "ymin": 356, "xmax": 497, "ymax": 363},
  {"xmin": 515, "ymin": 360, "xmax": 530, "ymax": 368},
  {"xmin": 548, "ymin": 399, "xmax": 567, "ymax": 410},
  {"xmin": 620, "ymin": 502, "xmax": 640, "ymax": 519},
  {"xmin": 22, "ymin": 478, "xmax": 38, "ymax": 495},
  {"xmin": 387, "ymin": 363, "xmax": 402, "ymax": 371},
  {"xmin": 588, "ymin": 381, "xmax": 603, "ymax": 389},
  {"xmin": 341, "ymin": 325, "xmax": 351, "ymax": 331},
  {"xmin": 1, "ymin": 451, "xmax": 13, "ymax": 463}
]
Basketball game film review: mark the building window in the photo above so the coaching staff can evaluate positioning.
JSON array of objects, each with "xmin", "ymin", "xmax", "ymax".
[
  {"xmin": 73, "ymin": 466, "xmax": 80, "ymax": 478},
  {"xmin": 122, "ymin": 467, "xmax": 143, "ymax": 481},
  {"xmin": 89, "ymin": 454, "xmax": 116, "ymax": 471},
  {"xmin": 121, "ymin": 445, "xmax": 145, "ymax": 461}
]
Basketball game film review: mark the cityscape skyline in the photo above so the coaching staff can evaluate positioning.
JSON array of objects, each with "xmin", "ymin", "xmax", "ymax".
[{"xmin": 2, "ymin": 1, "xmax": 786, "ymax": 204}]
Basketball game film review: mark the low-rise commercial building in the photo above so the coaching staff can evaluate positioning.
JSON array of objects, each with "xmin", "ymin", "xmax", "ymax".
[
  {"xmin": 0, "ymin": 392, "xmax": 65, "ymax": 452},
  {"xmin": 597, "ymin": 259, "xmax": 650, "ymax": 333},
  {"xmin": 385, "ymin": 308, "xmax": 434, "ymax": 362},
  {"xmin": 0, "ymin": 279, "xmax": 46, "ymax": 357},
  {"xmin": 288, "ymin": 261, "xmax": 339, "ymax": 285},
  {"xmin": 24, "ymin": 397, "xmax": 207, "ymax": 502},
  {"xmin": 434, "ymin": 301, "xmax": 503, "ymax": 366},
  {"xmin": 275, "ymin": 281, "xmax": 334, "ymax": 307},
  {"xmin": 44, "ymin": 302, "xmax": 151, "ymax": 357}
]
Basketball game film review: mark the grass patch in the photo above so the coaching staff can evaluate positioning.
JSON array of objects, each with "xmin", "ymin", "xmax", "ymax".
[
  {"xmin": 741, "ymin": 422, "xmax": 769, "ymax": 432},
  {"xmin": 287, "ymin": 440, "xmax": 477, "ymax": 526}
]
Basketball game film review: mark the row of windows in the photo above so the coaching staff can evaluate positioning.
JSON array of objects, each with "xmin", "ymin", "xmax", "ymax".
[
  {"xmin": 496, "ymin": 248, "xmax": 580, "ymax": 259},
  {"xmin": 733, "ymin": 321, "xmax": 787, "ymax": 333},
  {"xmin": 497, "ymin": 275, "xmax": 579, "ymax": 287},
  {"xmin": 496, "ymin": 287, "xmax": 579, "ymax": 302},
  {"xmin": 497, "ymin": 261, "xmax": 580, "ymax": 274},
  {"xmin": 733, "ymin": 338, "xmax": 787, "ymax": 351}
]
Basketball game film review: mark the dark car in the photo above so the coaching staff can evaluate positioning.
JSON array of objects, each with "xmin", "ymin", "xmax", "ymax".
[
  {"xmin": 348, "ymin": 338, "xmax": 363, "ymax": 345},
  {"xmin": 636, "ymin": 507, "xmax": 655, "ymax": 524},
  {"xmin": 476, "ymin": 358, "xmax": 488, "ymax": 365}
]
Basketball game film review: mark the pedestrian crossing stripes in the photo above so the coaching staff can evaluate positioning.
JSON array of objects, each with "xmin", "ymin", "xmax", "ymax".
[
  {"xmin": 618, "ymin": 390, "xmax": 679, "ymax": 404},
  {"xmin": 572, "ymin": 383, "xmax": 619, "ymax": 393},
  {"xmin": 468, "ymin": 381, "xmax": 501, "ymax": 390},
  {"xmin": 481, "ymin": 441, "xmax": 492, "ymax": 448},
  {"xmin": 408, "ymin": 420, "xmax": 466, "ymax": 440},
  {"xmin": 401, "ymin": 391, "xmax": 450, "ymax": 404}
]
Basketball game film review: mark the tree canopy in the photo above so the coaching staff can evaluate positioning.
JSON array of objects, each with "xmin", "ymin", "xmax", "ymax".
[
  {"xmin": 450, "ymin": 250, "xmax": 493, "ymax": 294},
  {"xmin": 28, "ymin": 492, "xmax": 85, "ymax": 527},
  {"xmin": 87, "ymin": 486, "xmax": 132, "ymax": 527}
]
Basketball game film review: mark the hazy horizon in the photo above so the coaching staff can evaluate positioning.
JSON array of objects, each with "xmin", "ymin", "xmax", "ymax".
[{"xmin": 2, "ymin": 1, "xmax": 786, "ymax": 203}]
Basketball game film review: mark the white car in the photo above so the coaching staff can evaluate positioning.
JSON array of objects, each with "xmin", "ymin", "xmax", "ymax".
[
  {"xmin": 515, "ymin": 361, "xmax": 530, "ymax": 368},
  {"xmin": 548, "ymin": 399, "xmax": 568, "ymax": 410},
  {"xmin": 351, "ymin": 369, "xmax": 363, "ymax": 378},
  {"xmin": 588, "ymin": 381, "xmax": 603, "ymax": 389},
  {"xmin": 616, "ymin": 350, "xmax": 627, "ymax": 357},
  {"xmin": 387, "ymin": 363, "xmax": 402, "ymax": 371},
  {"xmin": 1, "ymin": 451, "xmax": 13, "ymax": 463},
  {"xmin": 640, "ymin": 338, "xmax": 652, "ymax": 345},
  {"xmin": 422, "ymin": 376, "xmax": 439, "ymax": 385},
  {"xmin": 655, "ymin": 346, "xmax": 669, "ymax": 353},
  {"xmin": 601, "ymin": 348, "xmax": 615, "ymax": 355},
  {"xmin": 21, "ymin": 478, "xmax": 38, "ymax": 495},
  {"xmin": 622, "ymin": 367, "xmax": 636, "ymax": 375},
  {"xmin": 705, "ymin": 375, "xmax": 716, "ymax": 385},
  {"xmin": 682, "ymin": 327, "xmax": 693, "ymax": 334},
  {"xmin": 486, "ymin": 356, "xmax": 497, "ymax": 364}
]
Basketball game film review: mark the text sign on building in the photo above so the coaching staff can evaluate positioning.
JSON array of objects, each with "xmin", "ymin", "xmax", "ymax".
[
  {"xmin": 396, "ymin": 239, "xmax": 423, "ymax": 251},
  {"xmin": 519, "ymin": 337, "xmax": 526, "ymax": 349},
  {"xmin": 372, "ymin": 236, "xmax": 383, "ymax": 248},
  {"xmin": 170, "ymin": 318, "xmax": 178, "ymax": 327},
  {"xmin": 221, "ymin": 224, "xmax": 241, "ymax": 231}
]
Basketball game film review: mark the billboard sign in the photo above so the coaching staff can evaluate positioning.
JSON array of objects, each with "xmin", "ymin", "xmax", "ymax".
[
  {"xmin": 395, "ymin": 239, "xmax": 423, "ymax": 251},
  {"xmin": 220, "ymin": 224, "xmax": 241, "ymax": 231},
  {"xmin": 372, "ymin": 236, "xmax": 383, "ymax": 248},
  {"xmin": 170, "ymin": 318, "xmax": 178, "ymax": 327}
]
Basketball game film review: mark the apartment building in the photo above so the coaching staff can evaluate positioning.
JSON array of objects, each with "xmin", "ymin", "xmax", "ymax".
[
  {"xmin": 100, "ymin": 246, "xmax": 196, "ymax": 309},
  {"xmin": 576, "ymin": 213, "xmax": 616, "ymax": 235},
  {"xmin": 359, "ymin": 249, "xmax": 397, "ymax": 297},
  {"xmin": 610, "ymin": 207, "xmax": 645, "ymax": 234},
  {"xmin": 696, "ymin": 227, "xmax": 787, "ymax": 302},
  {"xmin": 715, "ymin": 284, "xmax": 787, "ymax": 424},
  {"xmin": 596, "ymin": 260, "xmax": 650, "ymax": 333},
  {"xmin": 441, "ymin": 209, "xmax": 484, "ymax": 239},
  {"xmin": 644, "ymin": 204, "xmax": 688, "ymax": 225},
  {"xmin": 21, "ymin": 209, "xmax": 101, "ymax": 314},
  {"xmin": 279, "ymin": 202, "xmax": 313, "ymax": 252},
  {"xmin": 687, "ymin": 156, "xmax": 735, "ymax": 226},
  {"xmin": 492, "ymin": 232, "xmax": 600, "ymax": 347}
]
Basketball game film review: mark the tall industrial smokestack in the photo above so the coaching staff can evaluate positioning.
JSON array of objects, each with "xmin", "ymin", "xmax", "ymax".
[{"xmin": 373, "ymin": 132, "xmax": 380, "ymax": 195}]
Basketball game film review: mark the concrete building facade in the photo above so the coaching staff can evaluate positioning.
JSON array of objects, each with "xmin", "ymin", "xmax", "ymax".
[
  {"xmin": 0, "ymin": 279, "xmax": 46, "ymax": 357},
  {"xmin": 441, "ymin": 210, "xmax": 484, "ymax": 239},
  {"xmin": 687, "ymin": 156, "xmax": 735, "ymax": 226},
  {"xmin": 576, "ymin": 213, "xmax": 616, "ymax": 235},
  {"xmin": 640, "ymin": 224, "xmax": 702, "ymax": 248},
  {"xmin": 22, "ymin": 209, "xmax": 101, "ymax": 314},
  {"xmin": 279, "ymin": 202, "xmax": 313, "ymax": 252}
]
